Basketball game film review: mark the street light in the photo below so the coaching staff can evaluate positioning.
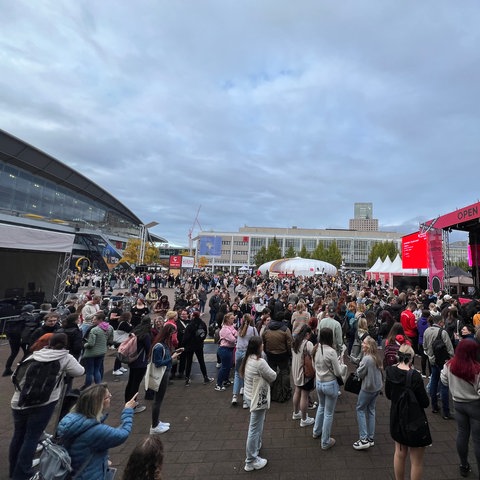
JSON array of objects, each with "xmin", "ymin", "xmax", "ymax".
[{"xmin": 139, "ymin": 221, "xmax": 159, "ymax": 265}]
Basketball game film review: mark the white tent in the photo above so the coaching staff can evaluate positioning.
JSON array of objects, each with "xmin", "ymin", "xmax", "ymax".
[{"xmin": 258, "ymin": 257, "xmax": 337, "ymax": 277}]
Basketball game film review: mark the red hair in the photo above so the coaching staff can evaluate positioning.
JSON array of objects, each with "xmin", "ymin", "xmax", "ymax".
[{"xmin": 448, "ymin": 339, "xmax": 480, "ymax": 384}]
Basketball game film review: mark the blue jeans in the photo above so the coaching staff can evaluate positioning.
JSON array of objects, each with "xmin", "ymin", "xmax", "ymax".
[
  {"xmin": 81, "ymin": 322, "xmax": 92, "ymax": 337},
  {"xmin": 356, "ymin": 390, "xmax": 379, "ymax": 441},
  {"xmin": 9, "ymin": 402, "xmax": 57, "ymax": 480},
  {"xmin": 217, "ymin": 346, "xmax": 234, "ymax": 387},
  {"xmin": 84, "ymin": 355, "xmax": 104, "ymax": 386},
  {"xmin": 313, "ymin": 380, "xmax": 339, "ymax": 448},
  {"xmin": 233, "ymin": 350, "xmax": 246, "ymax": 395},
  {"xmin": 430, "ymin": 364, "xmax": 450, "ymax": 415},
  {"xmin": 245, "ymin": 407, "xmax": 267, "ymax": 464},
  {"xmin": 454, "ymin": 399, "xmax": 480, "ymax": 468}
]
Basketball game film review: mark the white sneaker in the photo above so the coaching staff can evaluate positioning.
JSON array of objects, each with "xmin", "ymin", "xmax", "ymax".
[
  {"xmin": 244, "ymin": 457, "xmax": 268, "ymax": 471},
  {"xmin": 150, "ymin": 424, "xmax": 170, "ymax": 434},
  {"xmin": 216, "ymin": 362, "xmax": 221, "ymax": 368},
  {"xmin": 240, "ymin": 387, "xmax": 244, "ymax": 395},
  {"xmin": 300, "ymin": 416, "xmax": 315, "ymax": 427},
  {"xmin": 231, "ymin": 395, "xmax": 238, "ymax": 406},
  {"xmin": 112, "ymin": 369, "xmax": 123, "ymax": 376},
  {"xmin": 292, "ymin": 411, "xmax": 302, "ymax": 420},
  {"xmin": 159, "ymin": 421, "xmax": 170, "ymax": 427},
  {"xmin": 120, "ymin": 367, "xmax": 128, "ymax": 372}
]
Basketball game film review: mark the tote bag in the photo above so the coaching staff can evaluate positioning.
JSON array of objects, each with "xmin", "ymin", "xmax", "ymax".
[
  {"xmin": 144, "ymin": 344, "xmax": 167, "ymax": 392},
  {"xmin": 250, "ymin": 375, "xmax": 271, "ymax": 412},
  {"xmin": 344, "ymin": 372, "xmax": 362, "ymax": 395}
]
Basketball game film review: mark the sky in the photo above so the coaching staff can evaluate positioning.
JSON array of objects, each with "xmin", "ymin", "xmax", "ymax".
[{"xmin": 1, "ymin": 1, "xmax": 478, "ymax": 246}]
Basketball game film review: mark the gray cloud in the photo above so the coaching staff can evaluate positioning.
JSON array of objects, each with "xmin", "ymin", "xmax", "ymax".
[{"xmin": 0, "ymin": 0, "xmax": 478, "ymax": 244}]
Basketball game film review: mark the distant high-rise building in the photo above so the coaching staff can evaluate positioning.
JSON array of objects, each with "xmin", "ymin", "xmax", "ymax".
[{"xmin": 349, "ymin": 202, "xmax": 378, "ymax": 231}]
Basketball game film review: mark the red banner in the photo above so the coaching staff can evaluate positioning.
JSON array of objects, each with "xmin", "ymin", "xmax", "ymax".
[{"xmin": 169, "ymin": 255, "xmax": 182, "ymax": 268}]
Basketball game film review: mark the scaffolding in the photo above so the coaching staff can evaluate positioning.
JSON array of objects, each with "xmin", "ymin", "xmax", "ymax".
[{"xmin": 52, "ymin": 251, "xmax": 72, "ymax": 305}]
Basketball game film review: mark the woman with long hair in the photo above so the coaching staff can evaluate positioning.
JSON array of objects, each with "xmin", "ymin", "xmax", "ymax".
[
  {"xmin": 232, "ymin": 314, "xmax": 257, "ymax": 406},
  {"xmin": 215, "ymin": 312, "xmax": 237, "ymax": 391},
  {"xmin": 240, "ymin": 336, "xmax": 276, "ymax": 472},
  {"xmin": 383, "ymin": 322, "xmax": 411, "ymax": 368},
  {"xmin": 58, "ymin": 383, "xmax": 137, "ymax": 480},
  {"xmin": 350, "ymin": 316, "xmax": 369, "ymax": 365},
  {"xmin": 148, "ymin": 323, "xmax": 183, "ymax": 434},
  {"xmin": 291, "ymin": 325, "xmax": 315, "ymax": 426},
  {"xmin": 385, "ymin": 344, "xmax": 430, "ymax": 480},
  {"xmin": 122, "ymin": 435, "xmax": 164, "ymax": 480},
  {"xmin": 441, "ymin": 339, "xmax": 480, "ymax": 477},
  {"xmin": 130, "ymin": 297, "xmax": 149, "ymax": 328},
  {"xmin": 312, "ymin": 327, "xmax": 346, "ymax": 450},
  {"xmin": 291, "ymin": 300, "xmax": 311, "ymax": 336},
  {"xmin": 123, "ymin": 316, "xmax": 153, "ymax": 413},
  {"xmin": 352, "ymin": 336, "xmax": 383, "ymax": 450}
]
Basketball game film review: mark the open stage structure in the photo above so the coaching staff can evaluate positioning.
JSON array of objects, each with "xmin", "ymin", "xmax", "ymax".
[{"xmin": 402, "ymin": 201, "xmax": 480, "ymax": 294}]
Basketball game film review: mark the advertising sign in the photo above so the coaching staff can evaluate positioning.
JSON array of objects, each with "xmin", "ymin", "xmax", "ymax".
[
  {"xmin": 181, "ymin": 256, "xmax": 195, "ymax": 268},
  {"xmin": 402, "ymin": 231, "xmax": 428, "ymax": 269},
  {"xmin": 169, "ymin": 255, "xmax": 182, "ymax": 268}
]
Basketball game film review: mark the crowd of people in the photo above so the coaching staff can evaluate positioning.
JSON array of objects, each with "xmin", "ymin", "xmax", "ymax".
[{"xmin": 2, "ymin": 269, "xmax": 480, "ymax": 479}]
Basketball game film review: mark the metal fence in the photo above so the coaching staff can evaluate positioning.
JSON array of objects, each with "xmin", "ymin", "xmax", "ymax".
[{"xmin": 0, "ymin": 315, "xmax": 19, "ymax": 340}]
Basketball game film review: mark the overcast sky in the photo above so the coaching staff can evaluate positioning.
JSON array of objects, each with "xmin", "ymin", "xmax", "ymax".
[{"xmin": 1, "ymin": 1, "xmax": 478, "ymax": 246}]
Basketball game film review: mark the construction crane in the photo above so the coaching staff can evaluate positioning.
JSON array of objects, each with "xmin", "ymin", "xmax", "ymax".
[{"xmin": 188, "ymin": 205, "xmax": 202, "ymax": 255}]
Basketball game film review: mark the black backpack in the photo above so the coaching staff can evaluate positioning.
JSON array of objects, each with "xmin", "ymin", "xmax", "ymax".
[
  {"xmin": 392, "ymin": 369, "xmax": 432, "ymax": 447},
  {"xmin": 432, "ymin": 328, "xmax": 450, "ymax": 367},
  {"xmin": 12, "ymin": 359, "xmax": 62, "ymax": 407}
]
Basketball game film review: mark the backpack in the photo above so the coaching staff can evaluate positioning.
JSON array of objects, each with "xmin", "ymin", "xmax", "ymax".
[
  {"xmin": 432, "ymin": 328, "xmax": 450, "ymax": 367},
  {"xmin": 341, "ymin": 314, "xmax": 350, "ymax": 336},
  {"xmin": 392, "ymin": 369, "xmax": 432, "ymax": 447},
  {"xmin": 383, "ymin": 342, "xmax": 399, "ymax": 368},
  {"xmin": 116, "ymin": 333, "xmax": 142, "ymax": 364},
  {"xmin": 12, "ymin": 359, "xmax": 62, "ymax": 407},
  {"xmin": 31, "ymin": 426, "xmax": 96, "ymax": 480}
]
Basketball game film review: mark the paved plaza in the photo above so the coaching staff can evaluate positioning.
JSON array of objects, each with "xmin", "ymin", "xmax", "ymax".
[{"xmin": 0, "ymin": 288, "xmax": 476, "ymax": 480}]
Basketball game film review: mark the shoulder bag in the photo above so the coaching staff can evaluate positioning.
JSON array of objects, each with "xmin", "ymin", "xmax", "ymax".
[
  {"xmin": 144, "ymin": 343, "xmax": 167, "ymax": 392},
  {"xmin": 344, "ymin": 372, "xmax": 362, "ymax": 395},
  {"xmin": 303, "ymin": 344, "xmax": 315, "ymax": 379}
]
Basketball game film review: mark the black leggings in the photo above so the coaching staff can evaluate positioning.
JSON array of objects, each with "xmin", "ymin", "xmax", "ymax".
[
  {"xmin": 124, "ymin": 366, "xmax": 147, "ymax": 402},
  {"xmin": 5, "ymin": 334, "xmax": 28, "ymax": 371},
  {"xmin": 151, "ymin": 372, "xmax": 169, "ymax": 428},
  {"xmin": 184, "ymin": 348, "xmax": 208, "ymax": 378}
]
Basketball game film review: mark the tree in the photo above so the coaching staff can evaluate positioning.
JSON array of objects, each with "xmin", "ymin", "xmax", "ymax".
[
  {"xmin": 325, "ymin": 241, "xmax": 342, "ymax": 268},
  {"xmin": 266, "ymin": 237, "xmax": 282, "ymax": 262},
  {"xmin": 198, "ymin": 256, "xmax": 209, "ymax": 268},
  {"xmin": 120, "ymin": 238, "xmax": 160, "ymax": 265},
  {"xmin": 367, "ymin": 241, "xmax": 398, "ymax": 267},
  {"xmin": 298, "ymin": 245, "xmax": 310, "ymax": 259},
  {"xmin": 311, "ymin": 242, "xmax": 326, "ymax": 261},
  {"xmin": 285, "ymin": 245, "xmax": 296, "ymax": 258},
  {"xmin": 254, "ymin": 246, "xmax": 268, "ymax": 267}
]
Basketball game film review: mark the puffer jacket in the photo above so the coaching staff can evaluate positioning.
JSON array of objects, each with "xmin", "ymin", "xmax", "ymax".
[
  {"xmin": 83, "ymin": 322, "xmax": 114, "ymax": 358},
  {"xmin": 57, "ymin": 408, "xmax": 134, "ymax": 480}
]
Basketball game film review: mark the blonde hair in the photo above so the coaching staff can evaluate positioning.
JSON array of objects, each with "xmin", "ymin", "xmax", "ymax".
[
  {"xmin": 165, "ymin": 310, "xmax": 177, "ymax": 320},
  {"xmin": 73, "ymin": 383, "xmax": 108, "ymax": 421},
  {"xmin": 362, "ymin": 336, "xmax": 382, "ymax": 369}
]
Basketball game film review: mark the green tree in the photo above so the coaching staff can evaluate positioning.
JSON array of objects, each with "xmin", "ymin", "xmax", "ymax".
[
  {"xmin": 285, "ymin": 245, "xmax": 296, "ymax": 258},
  {"xmin": 254, "ymin": 246, "xmax": 268, "ymax": 266},
  {"xmin": 298, "ymin": 245, "xmax": 310, "ymax": 259},
  {"xmin": 325, "ymin": 241, "xmax": 342, "ymax": 268},
  {"xmin": 367, "ymin": 241, "xmax": 398, "ymax": 267},
  {"xmin": 311, "ymin": 241, "xmax": 326, "ymax": 261},
  {"xmin": 266, "ymin": 237, "xmax": 282, "ymax": 261}
]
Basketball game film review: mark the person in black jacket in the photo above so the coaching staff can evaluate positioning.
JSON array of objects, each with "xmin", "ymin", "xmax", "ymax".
[
  {"xmin": 29, "ymin": 312, "xmax": 60, "ymax": 347},
  {"xmin": 2, "ymin": 305, "xmax": 34, "ymax": 376},
  {"xmin": 183, "ymin": 311, "xmax": 213, "ymax": 386},
  {"xmin": 58, "ymin": 313, "xmax": 83, "ymax": 360},
  {"xmin": 385, "ymin": 344, "xmax": 431, "ymax": 480}
]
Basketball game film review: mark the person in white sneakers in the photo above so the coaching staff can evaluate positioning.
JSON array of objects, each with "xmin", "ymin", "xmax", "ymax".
[
  {"xmin": 241, "ymin": 336, "xmax": 276, "ymax": 472},
  {"xmin": 291, "ymin": 325, "xmax": 315, "ymax": 427}
]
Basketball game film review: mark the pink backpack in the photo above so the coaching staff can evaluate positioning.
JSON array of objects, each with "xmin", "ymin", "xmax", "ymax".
[{"xmin": 117, "ymin": 334, "xmax": 141, "ymax": 364}]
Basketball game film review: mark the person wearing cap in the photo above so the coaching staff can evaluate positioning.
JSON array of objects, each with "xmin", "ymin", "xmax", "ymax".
[
  {"xmin": 319, "ymin": 306, "xmax": 344, "ymax": 356},
  {"xmin": 2, "ymin": 305, "xmax": 35, "ymax": 376}
]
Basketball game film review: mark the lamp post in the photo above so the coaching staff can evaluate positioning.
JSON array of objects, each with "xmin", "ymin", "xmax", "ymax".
[{"xmin": 138, "ymin": 221, "xmax": 159, "ymax": 265}]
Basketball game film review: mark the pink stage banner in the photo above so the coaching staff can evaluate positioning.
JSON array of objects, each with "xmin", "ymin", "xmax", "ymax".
[{"xmin": 428, "ymin": 228, "xmax": 444, "ymax": 292}]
